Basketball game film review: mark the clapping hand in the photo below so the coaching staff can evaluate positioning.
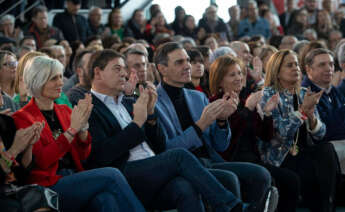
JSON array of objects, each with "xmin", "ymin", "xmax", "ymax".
[
  {"xmin": 124, "ymin": 69, "xmax": 139, "ymax": 95},
  {"xmin": 301, "ymin": 88, "xmax": 323, "ymax": 119},
  {"xmin": 7, "ymin": 122, "xmax": 44, "ymax": 157},
  {"xmin": 133, "ymin": 85, "xmax": 150, "ymax": 127},
  {"xmin": 0, "ymin": 109, "xmax": 12, "ymax": 116},
  {"xmin": 250, "ymin": 56, "xmax": 263, "ymax": 82},
  {"xmin": 70, "ymin": 94, "xmax": 93, "ymax": 132},
  {"xmin": 245, "ymin": 90, "xmax": 263, "ymax": 111},
  {"xmin": 145, "ymin": 81, "xmax": 157, "ymax": 115},
  {"xmin": 218, "ymin": 92, "xmax": 239, "ymax": 119},
  {"xmin": 263, "ymin": 93, "xmax": 280, "ymax": 113}
]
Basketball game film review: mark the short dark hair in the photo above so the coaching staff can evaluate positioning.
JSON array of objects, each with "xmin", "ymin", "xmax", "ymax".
[
  {"xmin": 195, "ymin": 45, "xmax": 211, "ymax": 58},
  {"xmin": 88, "ymin": 49, "xmax": 124, "ymax": 81},
  {"xmin": 31, "ymin": 5, "xmax": 48, "ymax": 18},
  {"xmin": 73, "ymin": 49, "xmax": 94, "ymax": 72},
  {"xmin": 85, "ymin": 35, "xmax": 101, "ymax": 47},
  {"xmin": 187, "ymin": 49, "xmax": 204, "ymax": 63},
  {"xmin": 19, "ymin": 36, "xmax": 35, "ymax": 47},
  {"xmin": 131, "ymin": 9, "xmax": 143, "ymax": 20},
  {"xmin": 304, "ymin": 48, "xmax": 334, "ymax": 67},
  {"xmin": 154, "ymin": 42, "xmax": 184, "ymax": 66},
  {"xmin": 102, "ymin": 35, "xmax": 121, "ymax": 49}
]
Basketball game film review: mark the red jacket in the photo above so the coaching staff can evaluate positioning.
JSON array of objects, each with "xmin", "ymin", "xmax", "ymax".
[{"xmin": 12, "ymin": 98, "xmax": 91, "ymax": 186}]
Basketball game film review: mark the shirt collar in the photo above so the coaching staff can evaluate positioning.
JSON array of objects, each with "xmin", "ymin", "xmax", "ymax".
[
  {"xmin": 311, "ymin": 82, "xmax": 332, "ymax": 94},
  {"xmin": 91, "ymin": 89, "xmax": 124, "ymax": 104}
]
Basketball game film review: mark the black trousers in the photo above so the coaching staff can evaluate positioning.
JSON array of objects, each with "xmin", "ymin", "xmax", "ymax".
[
  {"xmin": 281, "ymin": 143, "xmax": 339, "ymax": 212},
  {"xmin": 0, "ymin": 197, "xmax": 21, "ymax": 212},
  {"xmin": 263, "ymin": 163, "xmax": 300, "ymax": 212}
]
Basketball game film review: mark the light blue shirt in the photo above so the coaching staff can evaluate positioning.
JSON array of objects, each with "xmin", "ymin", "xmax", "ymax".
[
  {"xmin": 238, "ymin": 17, "xmax": 271, "ymax": 39},
  {"xmin": 91, "ymin": 89, "xmax": 155, "ymax": 161}
]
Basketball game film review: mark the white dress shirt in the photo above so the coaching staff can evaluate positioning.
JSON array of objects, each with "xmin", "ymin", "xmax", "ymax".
[{"xmin": 91, "ymin": 89, "xmax": 155, "ymax": 161}]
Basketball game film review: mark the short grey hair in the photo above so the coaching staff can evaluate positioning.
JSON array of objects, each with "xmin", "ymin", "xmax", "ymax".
[
  {"xmin": 24, "ymin": 56, "xmax": 64, "ymax": 98},
  {"xmin": 181, "ymin": 37, "xmax": 196, "ymax": 47},
  {"xmin": 292, "ymin": 40, "xmax": 310, "ymax": 53},
  {"xmin": 210, "ymin": 47, "xmax": 237, "ymax": 63},
  {"xmin": 50, "ymin": 45, "xmax": 65, "ymax": 54},
  {"xmin": 0, "ymin": 14, "xmax": 15, "ymax": 25},
  {"xmin": 88, "ymin": 6, "xmax": 101, "ymax": 15},
  {"xmin": 247, "ymin": 0, "xmax": 258, "ymax": 7},
  {"xmin": 303, "ymin": 28, "xmax": 318, "ymax": 40},
  {"xmin": 126, "ymin": 43, "xmax": 148, "ymax": 56},
  {"xmin": 229, "ymin": 41, "xmax": 247, "ymax": 54}
]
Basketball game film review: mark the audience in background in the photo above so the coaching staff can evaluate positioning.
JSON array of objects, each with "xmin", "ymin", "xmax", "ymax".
[
  {"xmin": 25, "ymin": 5, "xmax": 64, "ymax": 49},
  {"xmin": 53, "ymin": 0, "xmax": 91, "ymax": 43},
  {"xmin": 88, "ymin": 7, "xmax": 106, "ymax": 36}
]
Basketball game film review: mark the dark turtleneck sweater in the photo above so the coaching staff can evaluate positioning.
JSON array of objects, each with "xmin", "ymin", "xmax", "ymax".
[{"xmin": 162, "ymin": 82, "xmax": 209, "ymax": 158}]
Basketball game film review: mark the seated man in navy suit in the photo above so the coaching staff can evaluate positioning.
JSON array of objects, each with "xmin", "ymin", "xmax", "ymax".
[
  {"xmin": 154, "ymin": 42, "xmax": 272, "ymax": 212},
  {"xmin": 86, "ymin": 49, "xmax": 249, "ymax": 212},
  {"xmin": 302, "ymin": 48, "xmax": 345, "ymax": 173}
]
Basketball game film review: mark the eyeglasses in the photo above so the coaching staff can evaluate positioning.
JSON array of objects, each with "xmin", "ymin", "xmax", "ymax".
[{"xmin": 2, "ymin": 61, "xmax": 18, "ymax": 68}]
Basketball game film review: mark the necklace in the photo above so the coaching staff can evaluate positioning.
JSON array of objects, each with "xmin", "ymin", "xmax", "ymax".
[
  {"xmin": 290, "ymin": 129, "xmax": 299, "ymax": 156},
  {"xmin": 290, "ymin": 92, "xmax": 300, "ymax": 156},
  {"xmin": 41, "ymin": 110, "xmax": 62, "ymax": 139}
]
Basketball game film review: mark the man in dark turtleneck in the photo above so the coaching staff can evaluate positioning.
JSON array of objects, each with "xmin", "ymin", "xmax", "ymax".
[{"xmin": 155, "ymin": 42, "xmax": 272, "ymax": 212}]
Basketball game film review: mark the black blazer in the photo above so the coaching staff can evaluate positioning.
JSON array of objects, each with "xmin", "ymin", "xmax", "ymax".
[{"xmin": 86, "ymin": 94, "xmax": 166, "ymax": 170}]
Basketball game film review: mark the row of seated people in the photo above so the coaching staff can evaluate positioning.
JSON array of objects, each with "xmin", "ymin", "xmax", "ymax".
[
  {"xmin": 0, "ymin": 39, "xmax": 344, "ymax": 212},
  {"xmin": 0, "ymin": 45, "xmax": 271, "ymax": 212}
]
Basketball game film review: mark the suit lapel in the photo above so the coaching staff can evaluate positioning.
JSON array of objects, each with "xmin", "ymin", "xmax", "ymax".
[
  {"xmin": 157, "ymin": 84, "xmax": 183, "ymax": 134},
  {"xmin": 54, "ymin": 105, "xmax": 69, "ymax": 132},
  {"xmin": 91, "ymin": 94, "xmax": 122, "ymax": 129},
  {"xmin": 183, "ymin": 89, "xmax": 199, "ymax": 123}
]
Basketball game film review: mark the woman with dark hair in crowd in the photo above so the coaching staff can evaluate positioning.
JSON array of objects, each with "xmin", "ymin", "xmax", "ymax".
[
  {"xmin": 184, "ymin": 49, "xmax": 207, "ymax": 93},
  {"xmin": 208, "ymin": 55, "xmax": 299, "ymax": 212},
  {"xmin": 12, "ymin": 55, "xmax": 147, "ymax": 212},
  {"xmin": 145, "ymin": 11, "xmax": 174, "ymax": 44},
  {"xmin": 248, "ymin": 41, "xmax": 264, "ymax": 57},
  {"xmin": 125, "ymin": 9, "xmax": 147, "ymax": 40},
  {"xmin": 286, "ymin": 9, "xmax": 309, "ymax": 39},
  {"xmin": 170, "ymin": 6, "xmax": 186, "ymax": 35},
  {"xmin": 260, "ymin": 49, "xmax": 338, "ymax": 212},
  {"xmin": 313, "ymin": 9, "xmax": 334, "ymax": 40},
  {"xmin": 181, "ymin": 15, "xmax": 198, "ymax": 39},
  {"xmin": 258, "ymin": 45, "xmax": 278, "ymax": 74},
  {"xmin": 68, "ymin": 40, "xmax": 85, "ymax": 71}
]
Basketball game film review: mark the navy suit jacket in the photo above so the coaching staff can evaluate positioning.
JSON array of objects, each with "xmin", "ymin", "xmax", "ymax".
[
  {"xmin": 302, "ymin": 77, "xmax": 345, "ymax": 141},
  {"xmin": 156, "ymin": 84, "xmax": 230, "ymax": 162},
  {"xmin": 86, "ymin": 94, "xmax": 166, "ymax": 170}
]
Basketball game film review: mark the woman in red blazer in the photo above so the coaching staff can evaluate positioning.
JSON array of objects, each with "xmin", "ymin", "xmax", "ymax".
[{"xmin": 12, "ymin": 55, "xmax": 145, "ymax": 212}]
